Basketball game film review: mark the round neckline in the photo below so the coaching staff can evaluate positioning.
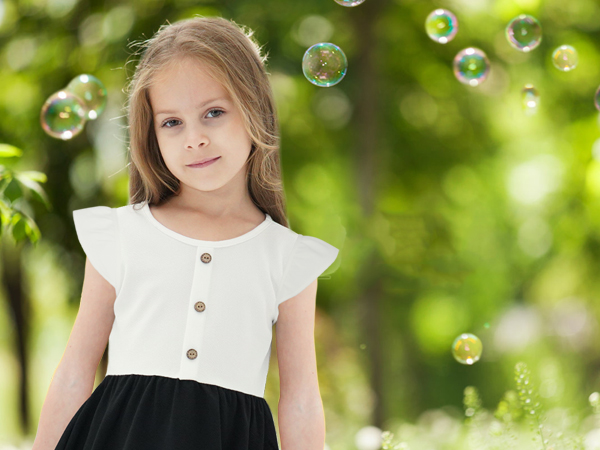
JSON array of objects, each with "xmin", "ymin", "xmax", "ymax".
[{"xmin": 139, "ymin": 201, "xmax": 272, "ymax": 247}]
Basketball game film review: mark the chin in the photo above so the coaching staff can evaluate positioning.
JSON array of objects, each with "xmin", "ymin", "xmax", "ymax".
[{"xmin": 183, "ymin": 177, "xmax": 231, "ymax": 192}]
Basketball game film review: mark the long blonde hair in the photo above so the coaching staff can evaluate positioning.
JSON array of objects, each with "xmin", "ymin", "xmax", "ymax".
[{"xmin": 123, "ymin": 15, "xmax": 288, "ymax": 227}]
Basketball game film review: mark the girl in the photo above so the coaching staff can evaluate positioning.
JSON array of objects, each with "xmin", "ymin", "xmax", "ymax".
[{"xmin": 32, "ymin": 15, "xmax": 340, "ymax": 450}]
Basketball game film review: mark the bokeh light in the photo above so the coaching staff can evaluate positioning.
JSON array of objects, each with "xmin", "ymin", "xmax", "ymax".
[
  {"xmin": 354, "ymin": 426, "xmax": 383, "ymax": 450},
  {"xmin": 507, "ymin": 154, "xmax": 564, "ymax": 205}
]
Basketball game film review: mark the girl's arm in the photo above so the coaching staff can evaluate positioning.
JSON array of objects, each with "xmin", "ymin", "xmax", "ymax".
[
  {"xmin": 31, "ymin": 258, "xmax": 117, "ymax": 450},
  {"xmin": 275, "ymin": 278, "xmax": 326, "ymax": 450}
]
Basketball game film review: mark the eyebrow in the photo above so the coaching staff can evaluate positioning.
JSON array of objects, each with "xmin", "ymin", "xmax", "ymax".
[{"xmin": 154, "ymin": 97, "xmax": 230, "ymax": 117}]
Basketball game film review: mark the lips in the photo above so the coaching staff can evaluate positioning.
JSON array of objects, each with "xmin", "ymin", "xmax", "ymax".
[{"xmin": 187, "ymin": 156, "xmax": 220, "ymax": 166}]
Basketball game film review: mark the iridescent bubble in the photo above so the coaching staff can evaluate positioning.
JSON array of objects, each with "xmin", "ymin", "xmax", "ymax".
[
  {"xmin": 425, "ymin": 9, "xmax": 458, "ymax": 44},
  {"xmin": 594, "ymin": 85, "xmax": 600, "ymax": 111},
  {"xmin": 302, "ymin": 42, "xmax": 348, "ymax": 87},
  {"xmin": 65, "ymin": 74, "xmax": 107, "ymax": 120},
  {"xmin": 522, "ymin": 84, "xmax": 540, "ymax": 115},
  {"xmin": 40, "ymin": 90, "xmax": 87, "ymax": 140},
  {"xmin": 505, "ymin": 14, "xmax": 542, "ymax": 52},
  {"xmin": 452, "ymin": 333, "xmax": 483, "ymax": 365},
  {"xmin": 552, "ymin": 45, "xmax": 578, "ymax": 71},
  {"xmin": 453, "ymin": 47, "xmax": 490, "ymax": 86},
  {"xmin": 334, "ymin": 0, "xmax": 366, "ymax": 5}
]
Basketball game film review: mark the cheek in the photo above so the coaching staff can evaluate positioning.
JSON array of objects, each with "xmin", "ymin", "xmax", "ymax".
[
  {"xmin": 155, "ymin": 135, "xmax": 180, "ymax": 168},
  {"xmin": 155, "ymin": 130, "xmax": 173, "ymax": 152}
]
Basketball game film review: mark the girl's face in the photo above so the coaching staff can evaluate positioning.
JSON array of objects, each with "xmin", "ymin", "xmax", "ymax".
[{"xmin": 149, "ymin": 56, "xmax": 253, "ymax": 195}]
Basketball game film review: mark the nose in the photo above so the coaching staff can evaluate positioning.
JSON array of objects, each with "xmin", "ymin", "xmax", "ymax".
[{"xmin": 185, "ymin": 124, "xmax": 209, "ymax": 149}]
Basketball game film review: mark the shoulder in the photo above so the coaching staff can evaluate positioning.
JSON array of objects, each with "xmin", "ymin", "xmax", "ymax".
[
  {"xmin": 265, "ymin": 218, "xmax": 340, "ymax": 259},
  {"xmin": 260, "ymin": 216, "xmax": 301, "ymax": 249},
  {"xmin": 73, "ymin": 205, "xmax": 119, "ymax": 230},
  {"xmin": 72, "ymin": 204, "xmax": 125, "ymax": 291},
  {"xmin": 72, "ymin": 203, "xmax": 140, "ymax": 226},
  {"xmin": 275, "ymin": 231, "xmax": 340, "ymax": 306}
]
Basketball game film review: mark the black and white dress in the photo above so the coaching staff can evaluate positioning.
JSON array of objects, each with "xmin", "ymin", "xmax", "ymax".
[{"xmin": 54, "ymin": 201, "xmax": 340, "ymax": 450}]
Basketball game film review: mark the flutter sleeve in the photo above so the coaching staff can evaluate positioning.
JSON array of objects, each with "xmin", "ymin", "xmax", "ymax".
[
  {"xmin": 72, "ymin": 206, "xmax": 122, "ymax": 291},
  {"xmin": 276, "ymin": 234, "xmax": 340, "ymax": 306}
]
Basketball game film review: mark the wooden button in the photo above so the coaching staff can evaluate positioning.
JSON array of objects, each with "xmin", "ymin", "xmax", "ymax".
[
  {"xmin": 187, "ymin": 349, "xmax": 198, "ymax": 359},
  {"xmin": 194, "ymin": 301, "xmax": 205, "ymax": 312},
  {"xmin": 201, "ymin": 253, "xmax": 212, "ymax": 263}
]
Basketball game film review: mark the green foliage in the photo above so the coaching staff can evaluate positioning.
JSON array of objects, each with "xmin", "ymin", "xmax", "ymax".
[
  {"xmin": 381, "ymin": 430, "xmax": 409, "ymax": 450},
  {"xmin": 2, "ymin": 0, "xmax": 600, "ymax": 445},
  {"xmin": 378, "ymin": 361, "xmax": 594, "ymax": 450},
  {"xmin": 0, "ymin": 143, "xmax": 49, "ymax": 244},
  {"xmin": 515, "ymin": 361, "xmax": 547, "ymax": 448}
]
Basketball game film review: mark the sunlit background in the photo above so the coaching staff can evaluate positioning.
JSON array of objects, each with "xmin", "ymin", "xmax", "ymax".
[{"xmin": 2, "ymin": 0, "xmax": 600, "ymax": 448}]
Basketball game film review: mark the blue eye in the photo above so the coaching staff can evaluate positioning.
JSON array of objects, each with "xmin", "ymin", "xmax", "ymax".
[
  {"xmin": 160, "ymin": 109, "xmax": 225, "ymax": 128},
  {"xmin": 162, "ymin": 119, "xmax": 181, "ymax": 128},
  {"xmin": 207, "ymin": 109, "xmax": 225, "ymax": 119}
]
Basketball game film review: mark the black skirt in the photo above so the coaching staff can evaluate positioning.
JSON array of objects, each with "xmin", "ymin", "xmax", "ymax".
[{"xmin": 54, "ymin": 373, "xmax": 280, "ymax": 449}]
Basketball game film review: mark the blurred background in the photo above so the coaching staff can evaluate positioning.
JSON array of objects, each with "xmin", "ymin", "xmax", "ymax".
[{"xmin": 1, "ymin": 0, "xmax": 600, "ymax": 448}]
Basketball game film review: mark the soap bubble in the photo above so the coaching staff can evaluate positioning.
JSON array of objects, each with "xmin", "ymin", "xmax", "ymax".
[
  {"xmin": 522, "ymin": 84, "xmax": 540, "ymax": 115},
  {"xmin": 65, "ymin": 74, "xmax": 107, "ymax": 120},
  {"xmin": 594, "ymin": 85, "xmax": 600, "ymax": 111},
  {"xmin": 453, "ymin": 47, "xmax": 490, "ymax": 86},
  {"xmin": 40, "ymin": 90, "xmax": 87, "ymax": 140},
  {"xmin": 505, "ymin": 14, "xmax": 542, "ymax": 52},
  {"xmin": 425, "ymin": 9, "xmax": 458, "ymax": 44},
  {"xmin": 302, "ymin": 42, "xmax": 348, "ymax": 87},
  {"xmin": 452, "ymin": 333, "xmax": 483, "ymax": 365},
  {"xmin": 334, "ymin": 0, "xmax": 367, "ymax": 6},
  {"xmin": 552, "ymin": 45, "xmax": 578, "ymax": 71}
]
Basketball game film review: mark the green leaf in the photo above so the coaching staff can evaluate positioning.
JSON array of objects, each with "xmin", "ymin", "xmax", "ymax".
[
  {"xmin": 10, "ymin": 212, "xmax": 26, "ymax": 241},
  {"xmin": 0, "ymin": 144, "xmax": 23, "ymax": 158},
  {"xmin": 16, "ymin": 171, "xmax": 47, "ymax": 183},
  {"xmin": 21, "ymin": 211, "xmax": 41, "ymax": 244},
  {"xmin": 3, "ymin": 178, "xmax": 23, "ymax": 202},
  {"xmin": 0, "ymin": 174, "xmax": 12, "ymax": 195},
  {"xmin": 14, "ymin": 172, "xmax": 51, "ymax": 209}
]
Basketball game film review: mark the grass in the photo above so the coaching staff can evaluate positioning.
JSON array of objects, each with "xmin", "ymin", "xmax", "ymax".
[{"xmin": 379, "ymin": 361, "xmax": 593, "ymax": 450}]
